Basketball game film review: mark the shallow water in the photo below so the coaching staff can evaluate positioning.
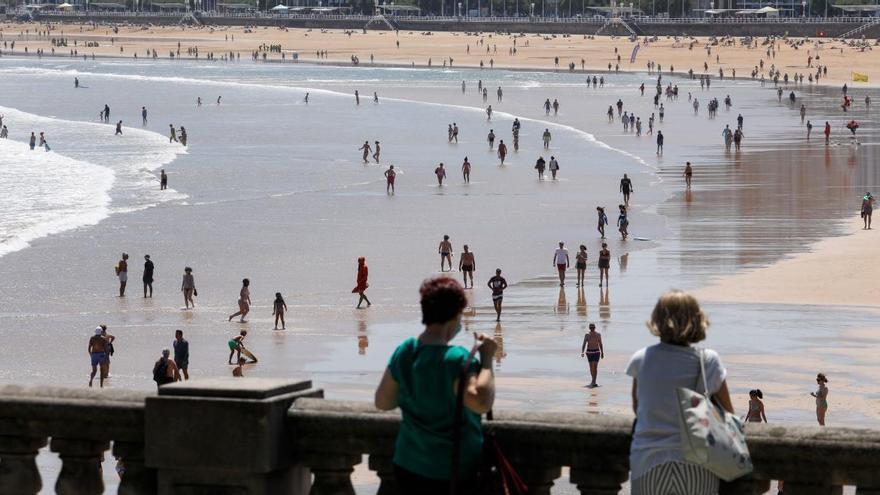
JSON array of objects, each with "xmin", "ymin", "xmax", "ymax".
[{"xmin": 0, "ymin": 57, "xmax": 878, "ymax": 445}]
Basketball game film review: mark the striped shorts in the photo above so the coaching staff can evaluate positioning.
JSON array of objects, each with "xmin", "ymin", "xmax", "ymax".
[{"xmin": 631, "ymin": 462, "xmax": 719, "ymax": 495}]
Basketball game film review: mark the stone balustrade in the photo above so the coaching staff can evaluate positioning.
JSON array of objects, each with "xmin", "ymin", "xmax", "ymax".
[{"xmin": 2, "ymin": 379, "xmax": 880, "ymax": 494}]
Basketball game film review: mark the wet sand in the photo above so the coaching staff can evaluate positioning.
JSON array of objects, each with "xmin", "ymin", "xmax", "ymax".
[{"xmin": 2, "ymin": 22, "xmax": 879, "ymax": 88}]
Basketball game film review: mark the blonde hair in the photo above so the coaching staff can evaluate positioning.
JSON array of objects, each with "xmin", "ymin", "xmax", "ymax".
[{"xmin": 647, "ymin": 290, "xmax": 709, "ymax": 345}]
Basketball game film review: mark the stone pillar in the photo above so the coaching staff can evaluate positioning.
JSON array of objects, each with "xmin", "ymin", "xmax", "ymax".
[
  {"xmin": 0, "ymin": 434, "xmax": 47, "ymax": 495},
  {"xmin": 368, "ymin": 454, "xmax": 397, "ymax": 495},
  {"xmin": 517, "ymin": 465, "xmax": 560, "ymax": 495},
  {"xmin": 305, "ymin": 453, "xmax": 359, "ymax": 495},
  {"xmin": 114, "ymin": 440, "xmax": 156, "ymax": 495},
  {"xmin": 570, "ymin": 465, "xmax": 628, "ymax": 495},
  {"xmin": 719, "ymin": 477, "xmax": 770, "ymax": 495},
  {"xmin": 145, "ymin": 378, "xmax": 321, "ymax": 495},
  {"xmin": 50, "ymin": 437, "xmax": 110, "ymax": 495}
]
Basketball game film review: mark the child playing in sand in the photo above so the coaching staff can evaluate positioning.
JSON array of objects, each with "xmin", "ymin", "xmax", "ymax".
[{"xmin": 232, "ymin": 357, "xmax": 246, "ymax": 377}]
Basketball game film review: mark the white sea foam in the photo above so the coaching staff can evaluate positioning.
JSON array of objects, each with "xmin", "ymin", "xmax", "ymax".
[{"xmin": 0, "ymin": 104, "xmax": 186, "ymax": 257}]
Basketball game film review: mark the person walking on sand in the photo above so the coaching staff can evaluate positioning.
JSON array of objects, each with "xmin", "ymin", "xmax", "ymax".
[
  {"xmin": 598, "ymin": 243, "xmax": 611, "ymax": 287},
  {"xmin": 228, "ymin": 278, "xmax": 251, "ymax": 323},
  {"xmin": 618, "ymin": 205, "xmax": 629, "ymax": 240},
  {"xmin": 359, "ymin": 141, "xmax": 372, "ymax": 163},
  {"xmin": 355, "ymin": 90, "xmax": 360, "ymax": 105},
  {"xmin": 142, "ymin": 255, "xmax": 154, "ymax": 298},
  {"xmin": 435, "ymin": 163, "xmax": 447, "ymax": 186},
  {"xmin": 620, "ymin": 174, "xmax": 634, "ymax": 205},
  {"xmin": 115, "ymin": 120, "xmax": 123, "ymax": 136},
  {"xmin": 575, "ymin": 245, "xmax": 588, "ymax": 287},
  {"xmin": 597, "ymin": 207, "xmax": 608, "ymax": 239},
  {"xmin": 683, "ymin": 162, "xmax": 693, "ymax": 188},
  {"xmin": 173, "ymin": 330, "xmax": 189, "ymax": 380},
  {"xmin": 488, "ymin": 268, "xmax": 508, "ymax": 322},
  {"xmin": 549, "ymin": 156, "xmax": 560, "ymax": 180},
  {"xmin": 29, "ymin": 132, "xmax": 36, "ymax": 150},
  {"xmin": 459, "ymin": 245, "xmax": 476, "ymax": 289},
  {"xmin": 88, "ymin": 327, "xmax": 110, "ymax": 388},
  {"xmin": 497, "ymin": 140, "xmax": 507, "ymax": 165},
  {"xmin": 273, "ymin": 292, "xmax": 288, "ymax": 329},
  {"xmin": 542, "ymin": 128, "xmax": 552, "ymax": 149},
  {"xmin": 745, "ymin": 389, "xmax": 767, "ymax": 423},
  {"xmin": 824, "ymin": 121, "xmax": 831, "ymax": 145},
  {"xmin": 353, "ymin": 257, "xmax": 371, "ymax": 308},
  {"xmin": 372, "ymin": 141, "xmax": 381, "ymax": 163},
  {"xmin": 152, "ymin": 348, "xmax": 179, "ymax": 389},
  {"xmin": 811, "ymin": 373, "xmax": 829, "ymax": 425},
  {"xmin": 487, "ymin": 129, "xmax": 495, "ymax": 150},
  {"xmin": 462, "ymin": 157, "xmax": 471, "ymax": 183},
  {"xmin": 553, "ymin": 241, "xmax": 570, "ymax": 287},
  {"xmin": 439, "ymin": 235, "xmax": 453, "ymax": 272},
  {"xmin": 580, "ymin": 323, "xmax": 604, "ymax": 387},
  {"xmin": 181, "ymin": 267, "xmax": 196, "ymax": 309},
  {"xmin": 160, "ymin": 169, "xmax": 168, "ymax": 190},
  {"xmin": 142, "ymin": 106, "xmax": 148, "ymax": 126},
  {"xmin": 116, "ymin": 253, "xmax": 129, "ymax": 297},
  {"xmin": 656, "ymin": 131, "xmax": 664, "ymax": 155},
  {"xmin": 384, "ymin": 165, "xmax": 396, "ymax": 194},
  {"xmin": 806, "ymin": 120, "xmax": 813, "ymax": 140},
  {"xmin": 861, "ymin": 192, "xmax": 874, "ymax": 229},
  {"xmin": 486, "ymin": 105, "xmax": 493, "ymax": 120},
  {"xmin": 535, "ymin": 156, "xmax": 546, "ymax": 180}
]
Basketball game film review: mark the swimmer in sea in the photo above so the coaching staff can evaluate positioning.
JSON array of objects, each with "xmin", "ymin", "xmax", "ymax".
[
  {"xmin": 384, "ymin": 165, "xmax": 396, "ymax": 194},
  {"xmin": 438, "ymin": 235, "xmax": 453, "ymax": 272}
]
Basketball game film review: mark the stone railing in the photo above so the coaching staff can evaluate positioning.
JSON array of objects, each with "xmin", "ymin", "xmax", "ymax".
[{"xmin": 1, "ymin": 379, "xmax": 880, "ymax": 494}]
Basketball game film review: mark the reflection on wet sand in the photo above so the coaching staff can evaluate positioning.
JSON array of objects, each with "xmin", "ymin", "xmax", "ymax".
[
  {"xmin": 555, "ymin": 287, "xmax": 569, "ymax": 316},
  {"xmin": 576, "ymin": 287, "xmax": 587, "ymax": 317},
  {"xmin": 599, "ymin": 288, "xmax": 611, "ymax": 322},
  {"xmin": 493, "ymin": 322, "xmax": 507, "ymax": 367},
  {"xmin": 357, "ymin": 318, "xmax": 368, "ymax": 356}
]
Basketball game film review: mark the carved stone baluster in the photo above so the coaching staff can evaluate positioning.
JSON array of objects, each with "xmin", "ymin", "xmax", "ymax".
[
  {"xmin": 113, "ymin": 441, "xmax": 156, "ymax": 495},
  {"xmin": 307, "ymin": 453, "xmax": 360, "ymax": 495},
  {"xmin": 719, "ymin": 476, "xmax": 770, "ymax": 495},
  {"xmin": 50, "ymin": 438, "xmax": 110, "ymax": 495},
  {"xmin": 0, "ymin": 434, "xmax": 47, "ymax": 495},
  {"xmin": 570, "ymin": 465, "xmax": 628, "ymax": 495},
  {"xmin": 517, "ymin": 465, "xmax": 560, "ymax": 495},
  {"xmin": 367, "ymin": 454, "xmax": 396, "ymax": 495}
]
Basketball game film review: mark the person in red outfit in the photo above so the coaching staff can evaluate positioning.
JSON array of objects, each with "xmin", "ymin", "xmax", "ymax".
[{"xmin": 353, "ymin": 257, "xmax": 371, "ymax": 309}]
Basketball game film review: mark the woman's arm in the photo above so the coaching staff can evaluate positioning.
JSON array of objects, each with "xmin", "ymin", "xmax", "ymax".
[
  {"xmin": 712, "ymin": 381, "xmax": 735, "ymax": 414},
  {"xmin": 374, "ymin": 368, "xmax": 399, "ymax": 411},
  {"xmin": 761, "ymin": 403, "xmax": 768, "ymax": 423},
  {"xmin": 631, "ymin": 378, "xmax": 638, "ymax": 415},
  {"xmin": 459, "ymin": 339, "xmax": 498, "ymax": 415}
]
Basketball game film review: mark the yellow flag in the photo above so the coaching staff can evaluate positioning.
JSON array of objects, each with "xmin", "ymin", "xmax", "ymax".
[{"xmin": 853, "ymin": 72, "xmax": 869, "ymax": 82}]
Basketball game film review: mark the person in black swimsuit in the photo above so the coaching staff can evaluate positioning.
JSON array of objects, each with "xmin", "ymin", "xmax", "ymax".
[
  {"xmin": 487, "ymin": 269, "xmax": 508, "ymax": 322},
  {"xmin": 598, "ymin": 243, "xmax": 611, "ymax": 288},
  {"xmin": 620, "ymin": 174, "xmax": 634, "ymax": 206}
]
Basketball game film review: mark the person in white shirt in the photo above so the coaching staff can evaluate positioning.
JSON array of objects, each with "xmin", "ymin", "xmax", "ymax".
[
  {"xmin": 552, "ymin": 241, "xmax": 570, "ymax": 287},
  {"xmin": 626, "ymin": 290, "xmax": 735, "ymax": 495},
  {"xmin": 548, "ymin": 156, "xmax": 560, "ymax": 180}
]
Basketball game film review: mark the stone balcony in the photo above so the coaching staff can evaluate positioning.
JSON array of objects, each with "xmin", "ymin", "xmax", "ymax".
[{"xmin": 1, "ymin": 379, "xmax": 879, "ymax": 494}]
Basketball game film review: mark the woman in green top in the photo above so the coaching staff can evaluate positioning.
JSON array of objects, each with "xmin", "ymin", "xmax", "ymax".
[{"xmin": 375, "ymin": 276, "xmax": 497, "ymax": 495}]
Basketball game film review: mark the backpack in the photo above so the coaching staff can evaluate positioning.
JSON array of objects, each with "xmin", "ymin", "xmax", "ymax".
[{"xmin": 153, "ymin": 358, "xmax": 168, "ymax": 383}]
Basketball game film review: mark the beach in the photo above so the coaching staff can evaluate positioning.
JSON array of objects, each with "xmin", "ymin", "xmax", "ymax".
[
  {"xmin": 0, "ymin": 22, "xmax": 878, "ymax": 453},
  {"xmin": 2, "ymin": 22, "xmax": 879, "ymax": 87}
]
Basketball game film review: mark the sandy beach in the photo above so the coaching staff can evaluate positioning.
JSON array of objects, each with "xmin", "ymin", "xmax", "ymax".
[{"xmin": 2, "ymin": 22, "xmax": 879, "ymax": 87}]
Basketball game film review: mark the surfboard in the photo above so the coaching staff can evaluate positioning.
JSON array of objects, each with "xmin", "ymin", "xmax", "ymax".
[
  {"xmin": 240, "ymin": 347, "xmax": 258, "ymax": 363},
  {"xmin": 633, "ymin": 237, "xmax": 652, "ymax": 241}
]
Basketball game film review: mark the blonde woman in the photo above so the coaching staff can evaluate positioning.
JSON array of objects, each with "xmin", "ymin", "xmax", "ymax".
[
  {"xmin": 626, "ymin": 290, "xmax": 734, "ymax": 495},
  {"xmin": 811, "ymin": 373, "xmax": 829, "ymax": 426}
]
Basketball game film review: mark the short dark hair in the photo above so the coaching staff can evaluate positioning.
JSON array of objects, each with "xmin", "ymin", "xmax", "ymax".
[{"xmin": 419, "ymin": 276, "xmax": 467, "ymax": 325}]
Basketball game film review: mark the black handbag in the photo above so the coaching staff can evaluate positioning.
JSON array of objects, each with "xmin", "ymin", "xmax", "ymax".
[{"xmin": 450, "ymin": 365, "xmax": 527, "ymax": 495}]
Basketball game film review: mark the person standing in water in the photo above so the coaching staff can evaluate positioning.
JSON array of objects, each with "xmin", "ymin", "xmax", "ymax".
[
  {"xmin": 438, "ymin": 235, "xmax": 453, "ymax": 272},
  {"xmin": 597, "ymin": 207, "xmax": 608, "ymax": 239},
  {"xmin": 273, "ymin": 292, "xmax": 288, "ymax": 330},
  {"xmin": 535, "ymin": 156, "xmax": 546, "ymax": 180},
  {"xmin": 384, "ymin": 165, "xmax": 396, "ymax": 194},
  {"xmin": 487, "ymin": 129, "xmax": 495, "ymax": 150},
  {"xmin": 142, "ymin": 106, "xmax": 148, "ymax": 126},
  {"xmin": 656, "ymin": 131, "xmax": 664, "ymax": 155},
  {"xmin": 488, "ymin": 268, "xmax": 508, "ymax": 322},
  {"xmin": 217, "ymin": 96, "xmax": 222, "ymax": 105},
  {"xmin": 497, "ymin": 141, "xmax": 507, "ymax": 165},
  {"xmin": 435, "ymin": 163, "xmax": 447, "ymax": 186},
  {"xmin": 160, "ymin": 169, "xmax": 168, "ymax": 190},
  {"xmin": 459, "ymin": 245, "xmax": 476, "ymax": 289},
  {"xmin": 617, "ymin": 205, "xmax": 629, "ymax": 240},
  {"xmin": 181, "ymin": 267, "xmax": 196, "ymax": 309},
  {"xmin": 116, "ymin": 253, "xmax": 129, "ymax": 297},
  {"xmin": 553, "ymin": 241, "xmax": 570, "ymax": 287},
  {"xmin": 173, "ymin": 330, "xmax": 189, "ymax": 380},
  {"xmin": 29, "ymin": 132, "xmax": 36, "ymax": 150},
  {"xmin": 359, "ymin": 141, "xmax": 372, "ymax": 163},
  {"xmin": 580, "ymin": 323, "xmax": 604, "ymax": 387},
  {"xmin": 372, "ymin": 141, "xmax": 381, "ymax": 163},
  {"xmin": 598, "ymin": 243, "xmax": 610, "ymax": 287},
  {"xmin": 142, "ymin": 255, "xmax": 154, "ymax": 298},
  {"xmin": 542, "ymin": 128, "xmax": 552, "ymax": 149},
  {"xmin": 683, "ymin": 162, "xmax": 693, "ymax": 188},
  {"xmin": 461, "ymin": 157, "xmax": 471, "ymax": 183},
  {"xmin": 228, "ymin": 278, "xmax": 251, "ymax": 323},
  {"xmin": 811, "ymin": 373, "xmax": 829, "ymax": 425},
  {"xmin": 620, "ymin": 174, "xmax": 634, "ymax": 205},
  {"xmin": 824, "ymin": 121, "xmax": 831, "ymax": 145},
  {"xmin": 88, "ymin": 327, "xmax": 110, "ymax": 388},
  {"xmin": 353, "ymin": 257, "xmax": 371, "ymax": 308},
  {"xmin": 575, "ymin": 245, "xmax": 588, "ymax": 288},
  {"xmin": 169, "ymin": 125, "xmax": 178, "ymax": 143},
  {"xmin": 745, "ymin": 389, "xmax": 767, "ymax": 423},
  {"xmin": 355, "ymin": 90, "xmax": 360, "ymax": 105}
]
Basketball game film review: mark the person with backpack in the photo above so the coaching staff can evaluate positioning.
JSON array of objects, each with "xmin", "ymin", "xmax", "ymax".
[{"xmin": 152, "ymin": 348, "xmax": 178, "ymax": 389}]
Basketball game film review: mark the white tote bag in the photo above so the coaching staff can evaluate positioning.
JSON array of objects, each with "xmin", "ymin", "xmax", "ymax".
[{"xmin": 676, "ymin": 349, "xmax": 753, "ymax": 482}]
